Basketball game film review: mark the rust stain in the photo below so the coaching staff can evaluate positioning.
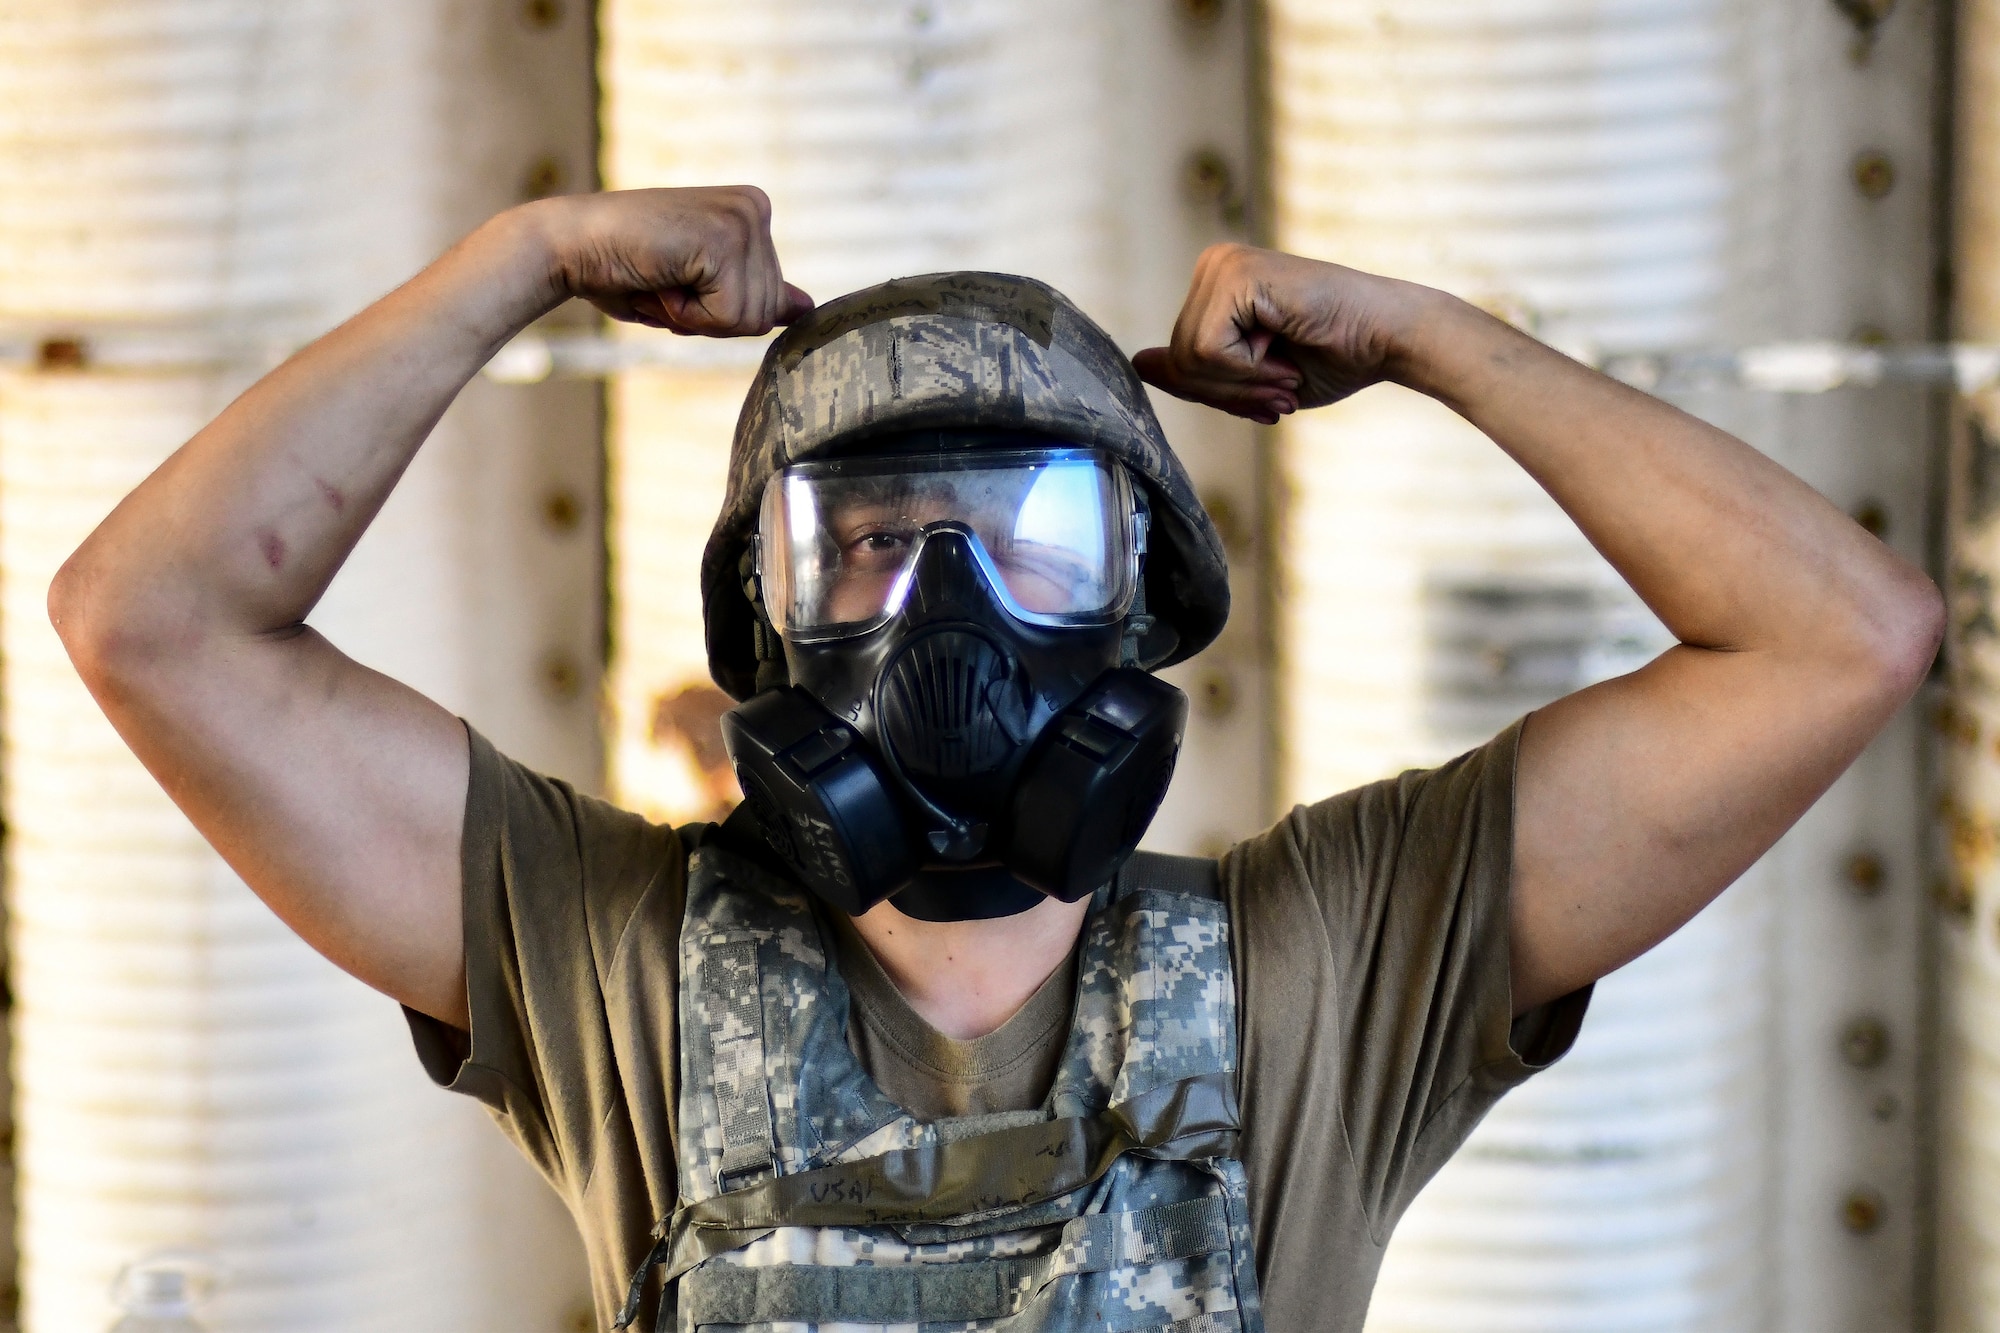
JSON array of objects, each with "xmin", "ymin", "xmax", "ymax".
[
  {"xmin": 1942, "ymin": 796, "xmax": 2000, "ymax": 881},
  {"xmin": 1937, "ymin": 700, "xmax": 1981, "ymax": 746}
]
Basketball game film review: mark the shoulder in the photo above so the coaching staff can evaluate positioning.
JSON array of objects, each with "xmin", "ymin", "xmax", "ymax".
[
  {"xmin": 463, "ymin": 724, "xmax": 691, "ymax": 985},
  {"xmin": 1221, "ymin": 721, "xmax": 1521, "ymax": 925}
]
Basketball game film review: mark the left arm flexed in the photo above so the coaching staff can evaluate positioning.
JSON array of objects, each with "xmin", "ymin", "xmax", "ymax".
[
  {"xmin": 49, "ymin": 187, "xmax": 812, "ymax": 1028},
  {"xmin": 1136, "ymin": 244, "xmax": 1944, "ymax": 1013}
]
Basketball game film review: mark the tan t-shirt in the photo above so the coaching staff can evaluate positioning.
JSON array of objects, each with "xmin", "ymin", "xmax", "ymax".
[{"xmin": 407, "ymin": 719, "xmax": 1588, "ymax": 1332}]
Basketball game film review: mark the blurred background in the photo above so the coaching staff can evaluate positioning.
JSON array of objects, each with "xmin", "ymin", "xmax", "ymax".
[{"xmin": 0, "ymin": 0, "xmax": 1994, "ymax": 1328}]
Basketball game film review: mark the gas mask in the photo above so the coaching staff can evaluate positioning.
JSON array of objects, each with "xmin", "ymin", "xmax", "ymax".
[{"xmin": 720, "ymin": 446, "xmax": 1188, "ymax": 921}]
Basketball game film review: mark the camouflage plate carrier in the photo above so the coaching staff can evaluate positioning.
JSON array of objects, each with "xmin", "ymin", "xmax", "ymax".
[{"xmin": 615, "ymin": 835, "xmax": 1266, "ymax": 1332}]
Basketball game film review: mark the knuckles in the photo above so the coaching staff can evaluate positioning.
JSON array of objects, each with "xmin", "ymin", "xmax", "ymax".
[{"xmin": 1193, "ymin": 240, "xmax": 1264, "ymax": 289}]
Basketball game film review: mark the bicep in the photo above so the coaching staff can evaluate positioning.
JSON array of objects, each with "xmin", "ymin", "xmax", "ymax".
[
  {"xmin": 1509, "ymin": 643, "xmax": 1894, "ymax": 1012},
  {"xmin": 87, "ymin": 628, "xmax": 470, "ymax": 1025}
]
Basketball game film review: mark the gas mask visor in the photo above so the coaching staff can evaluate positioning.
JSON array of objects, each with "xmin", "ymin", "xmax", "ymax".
[{"xmin": 757, "ymin": 447, "xmax": 1143, "ymax": 642}]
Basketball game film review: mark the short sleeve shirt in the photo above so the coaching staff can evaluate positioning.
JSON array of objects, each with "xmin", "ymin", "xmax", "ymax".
[{"xmin": 406, "ymin": 719, "xmax": 1589, "ymax": 1332}]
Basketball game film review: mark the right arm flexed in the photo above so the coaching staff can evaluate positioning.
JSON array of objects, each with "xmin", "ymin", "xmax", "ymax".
[{"xmin": 49, "ymin": 188, "xmax": 811, "ymax": 1028}]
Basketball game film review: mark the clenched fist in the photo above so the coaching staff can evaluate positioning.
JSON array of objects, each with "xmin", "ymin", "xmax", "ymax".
[
  {"xmin": 1133, "ymin": 243, "xmax": 1440, "ymax": 425},
  {"xmin": 527, "ymin": 185, "xmax": 813, "ymax": 337}
]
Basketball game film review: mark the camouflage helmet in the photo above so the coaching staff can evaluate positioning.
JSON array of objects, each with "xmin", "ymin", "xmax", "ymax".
[{"xmin": 700, "ymin": 271, "xmax": 1230, "ymax": 700}]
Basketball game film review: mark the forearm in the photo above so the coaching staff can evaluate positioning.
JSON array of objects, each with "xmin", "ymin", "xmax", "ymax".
[
  {"xmin": 53, "ymin": 205, "xmax": 562, "ymax": 656},
  {"xmin": 1391, "ymin": 294, "xmax": 1934, "ymax": 665}
]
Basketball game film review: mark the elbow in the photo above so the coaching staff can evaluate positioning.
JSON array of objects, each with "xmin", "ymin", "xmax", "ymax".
[
  {"xmin": 1854, "ymin": 566, "xmax": 1944, "ymax": 709},
  {"xmin": 49, "ymin": 549, "xmax": 111, "ymax": 689},
  {"xmin": 48, "ymin": 546, "xmax": 157, "ymax": 697}
]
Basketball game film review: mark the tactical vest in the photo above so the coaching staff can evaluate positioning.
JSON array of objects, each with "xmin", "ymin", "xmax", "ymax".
[{"xmin": 615, "ymin": 836, "xmax": 1266, "ymax": 1332}]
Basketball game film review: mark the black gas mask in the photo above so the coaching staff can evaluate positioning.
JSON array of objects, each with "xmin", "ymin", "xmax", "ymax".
[{"xmin": 720, "ymin": 446, "xmax": 1187, "ymax": 921}]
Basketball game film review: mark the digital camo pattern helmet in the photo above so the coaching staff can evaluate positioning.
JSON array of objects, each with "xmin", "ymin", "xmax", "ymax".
[{"xmin": 700, "ymin": 271, "xmax": 1231, "ymax": 701}]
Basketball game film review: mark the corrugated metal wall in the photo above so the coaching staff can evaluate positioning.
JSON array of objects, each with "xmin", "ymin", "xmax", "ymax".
[
  {"xmin": 0, "ymin": 2, "xmax": 595, "ymax": 1327},
  {"xmin": 1266, "ymin": 5, "xmax": 1774, "ymax": 1328},
  {"xmin": 1268, "ymin": 1, "xmax": 1942, "ymax": 1328}
]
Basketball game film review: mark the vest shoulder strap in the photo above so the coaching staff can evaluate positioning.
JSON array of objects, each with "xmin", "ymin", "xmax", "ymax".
[
  {"xmin": 1115, "ymin": 850, "xmax": 1222, "ymax": 902},
  {"xmin": 686, "ymin": 803, "xmax": 795, "ymax": 882}
]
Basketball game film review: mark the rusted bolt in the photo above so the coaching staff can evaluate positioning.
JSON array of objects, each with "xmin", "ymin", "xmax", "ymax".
[
  {"xmin": 1184, "ymin": 148, "xmax": 1234, "ymax": 207},
  {"xmin": 541, "ymin": 651, "xmax": 583, "ymax": 701},
  {"xmin": 1832, "ymin": 0, "xmax": 1897, "ymax": 34},
  {"xmin": 1935, "ymin": 701, "xmax": 1979, "ymax": 745},
  {"xmin": 1852, "ymin": 151, "xmax": 1895, "ymax": 201},
  {"xmin": 522, "ymin": 155, "xmax": 565, "ymax": 201},
  {"xmin": 1842, "ymin": 1188, "xmax": 1885, "ymax": 1235},
  {"xmin": 542, "ymin": 487, "xmax": 582, "ymax": 534},
  {"xmin": 1933, "ymin": 876, "xmax": 1974, "ymax": 921},
  {"xmin": 35, "ymin": 337, "xmax": 87, "ymax": 371},
  {"xmin": 1194, "ymin": 668, "xmax": 1237, "ymax": 721},
  {"xmin": 1851, "ymin": 499, "xmax": 1887, "ymax": 538},
  {"xmin": 1844, "ymin": 849, "xmax": 1886, "ymax": 896},
  {"xmin": 1182, "ymin": 0, "xmax": 1226, "ymax": 21},
  {"xmin": 1840, "ymin": 1015, "xmax": 1889, "ymax": 1069},
  {"xmin": 523, "ymin": 0, "xmax": 564, "ymax": 27}
]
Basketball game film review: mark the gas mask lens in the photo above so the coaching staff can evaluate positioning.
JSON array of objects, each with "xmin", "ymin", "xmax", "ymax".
[{"xmin": 759, "ymin": 448, "xmax": 1140, "ymax": 640}]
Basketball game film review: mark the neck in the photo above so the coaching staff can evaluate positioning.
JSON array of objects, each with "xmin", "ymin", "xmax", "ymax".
[{"xmin": 847, "ymin": 892, "xmax": 1090, "ymax": 1040}]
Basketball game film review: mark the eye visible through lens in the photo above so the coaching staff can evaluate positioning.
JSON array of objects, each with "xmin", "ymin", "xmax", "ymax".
[{"xmin": 768, "ymin": 453, "xmax": 1128, "ymax": 634}]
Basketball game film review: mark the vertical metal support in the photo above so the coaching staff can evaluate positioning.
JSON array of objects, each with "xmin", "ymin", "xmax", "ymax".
[
  {"xmin": 307, "ymin": 2, "xmax": 602, "ymax": 1323},
  {"xmin": 1761, "ymin": 2, "xmax": 1940, "ymax": 1327},
  {"xmin": 1100, "ymin": 0, "xmax": 1269, "ymax": 857},
  {"xmin": 1935, "ymin": 0, "xmax": 2000, "ymax": 1324}
]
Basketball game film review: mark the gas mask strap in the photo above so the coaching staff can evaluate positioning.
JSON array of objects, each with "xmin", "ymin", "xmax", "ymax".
[
  {"xmin": 1119, "ymin": 576, "xmax": 1155, "ymax": 669},
  {"xmin": 739, "ymin": 545, "xmax": 790, "ymax": 693},
  {"xmin": 1120, "ymin": 493, "xmax": 1159, "ymax": 668}
]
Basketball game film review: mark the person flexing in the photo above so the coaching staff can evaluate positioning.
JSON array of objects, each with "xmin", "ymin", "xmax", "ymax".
[{"xmin": 52, "ymin": 187, "xmax": 1941, "ymax": 1330}]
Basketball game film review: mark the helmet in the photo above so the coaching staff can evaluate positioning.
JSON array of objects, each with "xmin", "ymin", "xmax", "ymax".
[
  {"xmin": 700, "ymin": 271, "xmax": 1230, "ymax": 700},
  {"xmin": 699, "ymin": 272, "xmax": 1230, "ymax": 919}
]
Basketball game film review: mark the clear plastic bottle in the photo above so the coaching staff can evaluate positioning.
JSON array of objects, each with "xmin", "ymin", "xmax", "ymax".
[{"xmin": 107, "ymin": 1250, "xmax": 218, "ymax": 1333}]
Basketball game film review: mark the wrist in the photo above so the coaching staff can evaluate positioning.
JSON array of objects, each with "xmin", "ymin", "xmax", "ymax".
[
  {"xmin": 445, "ymin": 203, "xmax": 572, "ymax": 339},
  {"xmin": 497, "ymin": 198, "xmax": 580, "ymax": 305},
  {"xmin": 1382, "ymin": 287, "xmax": 1526, "ymax": 404},
  {"xmin": 1376, "ymin": 283, "xmax": 1468, "ymax": 391}
]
